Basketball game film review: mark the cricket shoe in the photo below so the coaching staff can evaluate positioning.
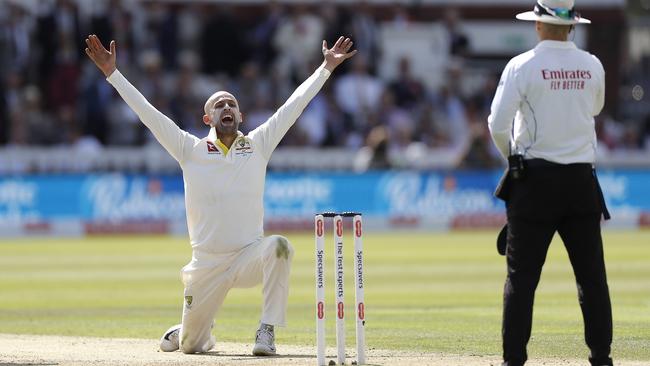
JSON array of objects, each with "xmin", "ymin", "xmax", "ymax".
[
  {"xmin": 160, "ymin": 324, "xmax": 181, "ymax": 352},
  {"xmin": 252, "ymin": 326, "xmax": 276, "ymax": 356}
]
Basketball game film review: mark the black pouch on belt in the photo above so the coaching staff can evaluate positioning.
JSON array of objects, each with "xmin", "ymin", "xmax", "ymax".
[{"xmin": 508, "ymin": 154, "xmax": 526, "ymax": 180}]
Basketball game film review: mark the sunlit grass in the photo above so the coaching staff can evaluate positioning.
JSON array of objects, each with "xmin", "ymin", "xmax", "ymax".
[{"xmin": 0, "ymin": 231, "xmax": 648, "ymax": 361}]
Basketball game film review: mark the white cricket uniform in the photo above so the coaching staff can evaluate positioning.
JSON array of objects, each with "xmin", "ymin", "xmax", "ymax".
[
  {"xmin": 488, "ymin": 40, "xmax": 605, "ymax": 164},
  {"xmin": 107, "ymin": 65, "xmax": 331, "ymax": 353}
]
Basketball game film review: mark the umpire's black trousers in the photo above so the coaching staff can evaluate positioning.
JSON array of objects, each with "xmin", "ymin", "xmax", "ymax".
[{"xmin": 501, "ymin": 161, "xmax": 613, "ymax": 366}]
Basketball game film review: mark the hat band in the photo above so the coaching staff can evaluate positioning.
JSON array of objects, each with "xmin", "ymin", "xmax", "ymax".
[{"xmin": 534, "ymin": 1, "xmax": 578, "ymax": 20}]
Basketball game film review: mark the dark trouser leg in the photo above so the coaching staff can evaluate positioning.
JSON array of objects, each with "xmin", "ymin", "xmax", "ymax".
[
  {"xmin": 557, "ymin": 214, "xmax": 613, "ymax": 366},
  {"xmin": 502, "ymin": 217, "xmax": 556, "ymax": 365}
]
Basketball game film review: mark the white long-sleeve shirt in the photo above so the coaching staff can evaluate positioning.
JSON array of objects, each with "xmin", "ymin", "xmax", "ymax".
[
  {"xmin": 107, "ymin": 66, "xmax": 331, "ymax": 254},
  {"xmin": 488, "ymin": 40, "xmax": 605, "ymax": 164}
]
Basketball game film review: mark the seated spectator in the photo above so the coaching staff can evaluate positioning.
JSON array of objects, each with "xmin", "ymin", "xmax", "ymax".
[
  {"xmin": 353, "ymin": 125, "xmax": 391, "ymax": 172},
  {"xmin": 334, "ymin": 54, "xmax": 384, "ymax": 133},
  {"xmin": 389, "ymin": 57, "xmax": 425, "ymax": 109},
  {"xmin": 273, "ymin": 4, "xmax": 324, "ymax": 81}
]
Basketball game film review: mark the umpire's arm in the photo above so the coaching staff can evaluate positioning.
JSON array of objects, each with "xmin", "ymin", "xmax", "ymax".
[{"xmin": 488, "ymin": 61, "xmax": 523, "ymax": 160}]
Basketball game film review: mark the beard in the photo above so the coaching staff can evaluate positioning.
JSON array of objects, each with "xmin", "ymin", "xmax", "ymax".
[
  {"xmin": 209, "ymin": 108, "xmax": 241, "ymax": 137},
  {"xmin": 213, "ymin": 119, "xmax": 239, "ymax": 137},
  {"xmin": 214, "ymin": 123, "xmax": 239, "ymax": 136}
]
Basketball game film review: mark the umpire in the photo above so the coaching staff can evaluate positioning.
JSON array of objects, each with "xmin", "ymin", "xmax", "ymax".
[{"xmin": 488, "ymin": 1, "xmax": 613, "ymax": 365}]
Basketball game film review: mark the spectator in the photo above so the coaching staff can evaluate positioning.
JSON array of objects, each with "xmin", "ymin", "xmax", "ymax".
[
  {"xmin": 442, "ymin": 7, "xmax": 470, "ymax": 57},
  {"xmin": 321, "ymin": 89, "xmax": 349, "ymax": 147},
  {"xmin": 80, "ymin": 64, "xmax": 112, "ymax": 144},
  {"xmin": 248, "ymin": 1, "xmax": 285, "ymax": 68},
  {"xmin": 241, "ymin": 90, "xmax": 274, "ymax": 135},
  {"xmin": 47, "ymin": 39, "xmax": 81, "ymax": 112},
  {"xmin": 273, "ymin": 4, "xmax": 324, "ymax": 82},
  {"xmin": 106, "ymin": 89, "xmax": 141, "ymax": 146},
  {"xmin": 23, "ymin": 86, "xmax": 57, "ymax": 145},
  {"xmin": 643, "ymin": 114, "xmax": 650, "ymax": 149},
  {"xmin": 232, "ymin": 61, "xmax": 270, "ymax": 113},
  {"xmin": 380, "ymin": 89, "xmax": 416, "ymax": 150},
  {"xmin": 200, "ymin": 5, "xmax": 248, "ymax": 77},
  {"xmin": 415, "ymin": 103, "xmax": 450, "ymax": 148},
  {"xmin": 0, "ymin": 0, "xmax": 642, "ymax": 173},
  {"xmin": 334, "ymin": 54, "xmax": 384, "ymax": 139},
  {"xmin": 294, "ymin": 92, "xmax": 329, "ymax": 146},
  {"xmin": 353, "ymin": 125, "xmax": 391, "ymax": 172},
  {"xmin": 459, "ymin": 97, "xmax": 500, "ymax": 169},
  {"xmin": 430, "ymin": 83, "xmax": 469, "ymax": 149},
  {"xmin": 135, "ymin": 49, "xmax": 167, "ymax": 100},
  {"xmin": 3, "ymin": 71, "xmax": 26, "ymax": 145},
  {"xmin": 347, "ymin": 1, "xmax": 379, "ymax": 70},
  {"xmin": 320, "ymin": 4, "xmax": 347, "ymax": 50},
  {"xmin": 34, "ymin": 0, "xmax": 83, "ymax": 95},
  {"xmin": 0, "ymin": 81, "xmax": 7, "ymax": 144},
  {"xmin": 387, "ymin": 3, "xmax": 412, "ymax": 29},
  {"xmin": 0, "ymin": 2, "xmax": 32, "ymax": 79},
  {"xmin": 389, "ymin": 57, "xmax": 425, "ymax": 109},
  {"xmin": 169, "ymin": 58, "xmax": 204, "ymax": 133},
  {"xmin": 142, "ymin": 2, "xmax": 178, "ymax": 71}
]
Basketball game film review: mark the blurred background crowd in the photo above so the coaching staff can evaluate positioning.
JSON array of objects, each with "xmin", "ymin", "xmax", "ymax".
[{"xmin": 1, "ymin": 0, "xmax": 649, "ymax": 172}]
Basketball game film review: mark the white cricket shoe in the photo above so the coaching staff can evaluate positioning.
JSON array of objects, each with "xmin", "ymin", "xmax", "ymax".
[
  {"xmin": 252, "ymin": 326, "xmax": 276, "ymax": 356},
  {"xmin": 160, "ymin": 324, "xmax": 181, "ymax": 352}
]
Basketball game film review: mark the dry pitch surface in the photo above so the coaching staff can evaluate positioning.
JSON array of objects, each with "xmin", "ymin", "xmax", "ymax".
[{"xmin": 0, "ymin": 334, "xmax": 646, "ymax": 366}]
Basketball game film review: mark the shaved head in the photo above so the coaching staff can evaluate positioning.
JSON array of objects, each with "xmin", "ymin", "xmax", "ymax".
[
  {"xmin": 202, "ymin": 90, "xmax": 243, "ymax": 138},
  {"xmin": 204, "ymin": 91, "xmax": 238, "ymax": 116}
]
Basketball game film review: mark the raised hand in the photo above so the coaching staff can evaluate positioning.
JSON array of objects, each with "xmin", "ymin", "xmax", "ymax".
[
  {"xmin": 322, "ymin": 36, "xmax": 357, "ymax": 72},
  {"xmin": 85, "ymin": 34, "xmax": 117, "ymax": 78}
]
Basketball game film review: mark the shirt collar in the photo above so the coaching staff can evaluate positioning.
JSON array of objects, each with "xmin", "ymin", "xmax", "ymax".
[
  {"xmin": 535, "ymin": 40, "xmax": 577, "ymax": 50},
  {"xmin": 207, "ymin": 127, "xmax": 244, "ymax": 143}
]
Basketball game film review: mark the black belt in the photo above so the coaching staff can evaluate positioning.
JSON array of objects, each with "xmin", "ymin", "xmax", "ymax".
[{"xmin": 525, "ymin": 158, "xmax": 593, "ymax": 169}]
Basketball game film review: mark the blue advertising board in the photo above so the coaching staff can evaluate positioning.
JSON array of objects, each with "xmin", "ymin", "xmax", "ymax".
[
  {"xmin": 264, "ymin": 171, "xmax": 505, "ymax": 218},
  {"xmin": 0, "ymin": 170, "xmax": 648, "ymax": 230}
]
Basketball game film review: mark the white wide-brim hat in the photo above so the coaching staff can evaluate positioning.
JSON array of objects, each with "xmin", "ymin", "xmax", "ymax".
[{"xmin": 516, "ymin": 0, "xmax": 591, "ymax": 25}]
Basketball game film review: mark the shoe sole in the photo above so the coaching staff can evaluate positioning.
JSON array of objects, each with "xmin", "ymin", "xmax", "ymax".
[{"xmin": 252, "ymin": 346, "xmax": 276, "ymax": 356}]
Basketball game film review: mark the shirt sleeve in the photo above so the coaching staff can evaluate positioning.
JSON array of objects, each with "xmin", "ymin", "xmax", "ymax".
[
  {"xmin": 106, "ymin": 70, "xmax": 196, "ymax": 163},
  {"xmin": 488, "ymin": 60, "xmax": 523, "ymax": 160},
  {"xmin": 249, "ymin": 65, "xmax": 331, "ymax": 159},
  {"xmin": 592, "ymin": 56, "xmax": 605, "ymax": 116}
]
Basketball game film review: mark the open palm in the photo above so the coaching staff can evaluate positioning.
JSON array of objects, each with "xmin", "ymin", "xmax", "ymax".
[
  {"xmin": 85, "ymin": 34, "xmax": 117, "ymax": 77},
  {"xmin": 322, "ymin": 36, "xmax": 357, "ymax": 71}
]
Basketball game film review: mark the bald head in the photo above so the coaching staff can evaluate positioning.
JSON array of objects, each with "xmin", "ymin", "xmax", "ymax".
[
  {"xmin": 204, "ymin": 91, "xmax": 239, "ymax": 116},
  {"xmin": 202, "ymin": 90, "xmax": 243, "ymax": 138}
]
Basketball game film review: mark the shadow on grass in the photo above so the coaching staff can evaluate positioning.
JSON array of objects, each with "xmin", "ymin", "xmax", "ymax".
[{"xmin": 192, "ymin": 351, "xmax": 313, "ymax": 359}]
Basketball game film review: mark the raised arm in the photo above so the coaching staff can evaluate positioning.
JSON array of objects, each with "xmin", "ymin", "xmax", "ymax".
[
  {"xmin": 84, "ymin": 35, "xmax": 194, "ymax": 163},
  {"xmin": 251, "ymin": 36, "xmax": 357, "ymax": 158}
]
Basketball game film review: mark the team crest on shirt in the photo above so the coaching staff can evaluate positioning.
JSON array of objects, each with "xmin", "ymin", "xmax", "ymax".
[
  {"xmin": 185, "ymin": 295, "xmax": 193, "ymax": 309},
  {"xmin": 206, "ymin": 141, "xmax": 221, "ymax": 154},
  {"xmin": 234, "ymin": 138, "xmax": 254, "ymax": 156}
]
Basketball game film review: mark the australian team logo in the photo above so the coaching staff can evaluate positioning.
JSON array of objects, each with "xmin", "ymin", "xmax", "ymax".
[
  {"xmin": 185, "ymin": 295, "xmax": 193, "ymax": 309},
  {"xmin": 206, "ymin": 141, "xmax": 220, "ymax": 155},
  {"xmin": 234, "ymin": 138, "xmax": 254, "ymax": 156}
]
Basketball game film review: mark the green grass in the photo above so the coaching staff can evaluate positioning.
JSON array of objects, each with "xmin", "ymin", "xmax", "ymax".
[{"xmin": 0, "ymin": 231, "xmax": 649, "ymax": 361}]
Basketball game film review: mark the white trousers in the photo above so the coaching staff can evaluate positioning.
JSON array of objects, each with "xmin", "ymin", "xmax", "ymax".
[{"xmin": 177, "ymin": 235, "xmax": 294, "ymax": 354}]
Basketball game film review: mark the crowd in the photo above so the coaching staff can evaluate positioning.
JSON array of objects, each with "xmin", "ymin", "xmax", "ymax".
[{"xmin": 0, "ymin": 0, "xmax": 647, "ymax": 171}]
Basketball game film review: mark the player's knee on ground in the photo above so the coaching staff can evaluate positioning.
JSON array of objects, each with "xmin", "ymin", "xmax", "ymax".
[
  {"xmin": 264, "ymin": 235, "xmax": 294, "ymax": 261},
  {"xmin": 180, "ymin": 334, "xmax": 200, "ymax": 354},
  {"xmin": 180, "ymin": 331, "xmax": 213, "ymax": 354}
]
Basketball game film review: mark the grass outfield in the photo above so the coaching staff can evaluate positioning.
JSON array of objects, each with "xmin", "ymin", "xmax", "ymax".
[{"xmin": 0, "ymin": 231, "xmax": 648, "ymax": 362}]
